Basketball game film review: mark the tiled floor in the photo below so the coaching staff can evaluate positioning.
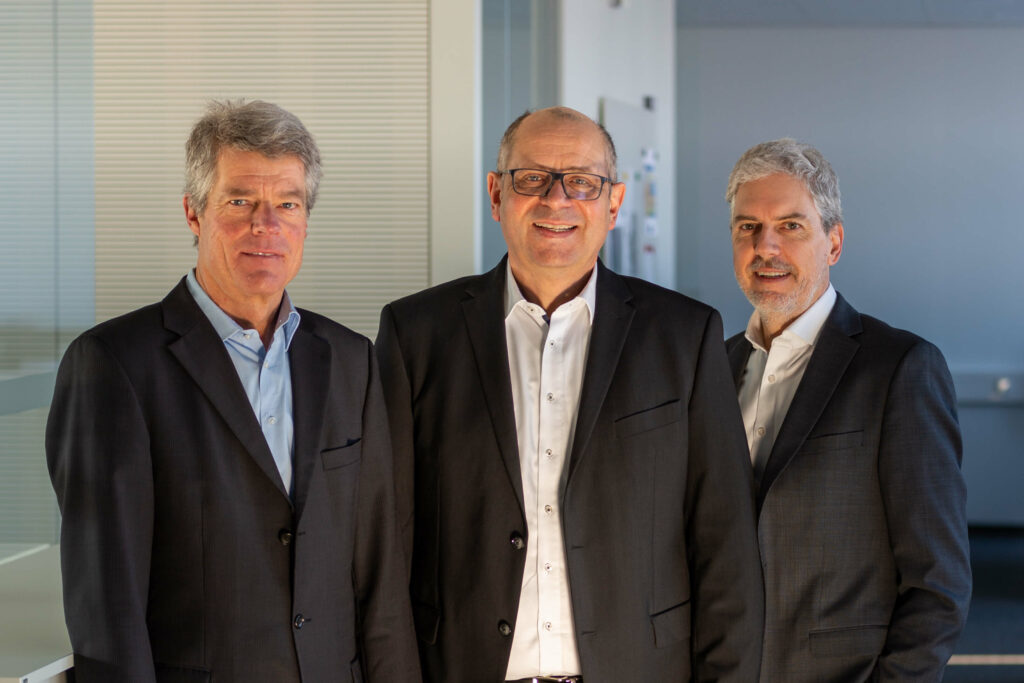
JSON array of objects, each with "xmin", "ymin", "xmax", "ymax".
[{"xmin": 944, "ymin": 527, "xmax": 1024, "ymax": 682}]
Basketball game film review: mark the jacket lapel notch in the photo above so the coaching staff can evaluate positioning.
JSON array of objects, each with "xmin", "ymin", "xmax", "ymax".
[
  {"xmin": 567, "ymin": 264, "xmax": 634, "ymax": 481},
  {"xmin": 462, "ymin": 263, "xmax": 525, "ymax": 510},
  {"xmin": 757, "ymin": 295, "xmax": 861, "ymax": 511},
  {"xmin": 288, "ymin": 326, "xmax": 331, "ymax": 520},
  {"xmin": 164, "ymin": 282, "xmax": 292, "ymax": 504}
]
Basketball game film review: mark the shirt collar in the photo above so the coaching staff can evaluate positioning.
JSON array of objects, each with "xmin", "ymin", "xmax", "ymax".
[
  {"xmin": 744, "ymin": 283, "xmax": 836, "ymax": 353},
  {"xmin": 503, "ymin": 260, "xmax": 598, "ymax": 323},
  {"xmin": 186, "ymin": 269, "xmax": 301, "ymax": 349}
]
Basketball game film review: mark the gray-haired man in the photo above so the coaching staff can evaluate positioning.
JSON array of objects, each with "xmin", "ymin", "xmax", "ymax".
[
  {"xmin": 724, "ymin": 138, "xmax": 971, "ymax": 681},
  {"xmin": 47, "ymin": 100, "xmax": 419, "ymax": 682}
]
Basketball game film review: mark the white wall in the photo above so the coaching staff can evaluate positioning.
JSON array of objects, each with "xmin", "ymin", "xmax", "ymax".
[{"xmin": 560, "ymin": 0, "xmax": 677, "ymax": 289}]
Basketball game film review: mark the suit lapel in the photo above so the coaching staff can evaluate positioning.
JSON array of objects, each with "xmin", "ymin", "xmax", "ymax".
[
  {"xmin": 461, "ymin": 261, "xmax": 525, "ymax": 509},
  {"xmin": 163, "ymin": 279, "xmax": 291, "ymax": 503},
  {"xmin": 757, "ymin": 293, "xmax": 861, "ymax": 512},
  {"xmin": 288, "ymin": 323, "xmax": 331, "ymax": 520},
  {"xmin": 727, "ymin": 335, "xmax": 753, "ymax": 388},
  {"xmin": 567, "ymin": 262, "xmax": 634, "ymax": 481}
]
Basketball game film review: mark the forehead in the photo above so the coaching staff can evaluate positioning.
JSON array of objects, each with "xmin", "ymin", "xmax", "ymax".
[
  {"xmin": 507, "ymin": 115, "xmax": 608, "ymax": 172},
  {"xmin": 732, "ymin": 172, "xmax": 818, "ymax": 217},
  {"xmin": 213, "ymin": 147, "xmax": 305, "ymax": 188}
]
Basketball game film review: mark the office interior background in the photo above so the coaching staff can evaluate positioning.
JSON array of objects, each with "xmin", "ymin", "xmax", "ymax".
[{"xmin": 2, "ymin": 0, "xmax": 1022, "ymax": 679}]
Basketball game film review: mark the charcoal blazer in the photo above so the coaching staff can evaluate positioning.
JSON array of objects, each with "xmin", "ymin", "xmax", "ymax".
[
  {"xmin": 46, "ymin": 278, "xmax": 419, "ymax": 683},
  {"xmin": 726, "ymin": 292, "xmax": 971, "ymax": 682},
  {"xmin": 376, "ymin": 258, "xmax": 764, "ymax": 683}
]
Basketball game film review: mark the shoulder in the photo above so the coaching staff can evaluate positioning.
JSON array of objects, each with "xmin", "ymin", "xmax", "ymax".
[
  {"xmin": 387, "ymin": 272, "xmax": 485, "ymax": 312},
  {"xmin": 613, "ymin": 271, "xmax": 718, "ymax": 319},
  {"xmin": 853, "ymin": 311, "xmax": 945, "ymax": 367}
]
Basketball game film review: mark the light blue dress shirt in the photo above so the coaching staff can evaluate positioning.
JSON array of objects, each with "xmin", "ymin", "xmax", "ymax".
[{"xmin": 186, "ymin": 270, "xmax": 301, "ymax": 496}]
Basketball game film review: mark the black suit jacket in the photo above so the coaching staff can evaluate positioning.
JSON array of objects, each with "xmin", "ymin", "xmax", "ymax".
[
  {"xmin": 46, "ymin": 279, "xmax": 420, "ymax": 683},
  {"xmin": 376, "ymin": 259, "xmax": 764, "ymax": 683},
  {"xmin": 726, "ymin": 292, "xmax": 971, "ymax": 682}
]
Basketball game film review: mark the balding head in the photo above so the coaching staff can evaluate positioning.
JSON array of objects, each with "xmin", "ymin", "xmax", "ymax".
[{"xmin": 496, "ymin": 107, "xmax": 618, "ymax": 180}]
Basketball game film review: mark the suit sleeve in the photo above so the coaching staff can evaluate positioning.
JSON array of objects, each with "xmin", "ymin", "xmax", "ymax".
[
  {"xmin": 44, "ymin": 334, "xmax": 157, "ymax": 682},
  {"xmin": 374, "ymin": 304, "xmax": 416, "ymax": 571},
  {"xmin": 353, "ymin": 338, "xmax": 422, "ymax": 683},
  {"xmin": 685, "ymin": 311, "xmax": 765, "ymax": 682},
  {"xmin": 875, "ymin": 340, "xmax": 971, "ymax": 681}
]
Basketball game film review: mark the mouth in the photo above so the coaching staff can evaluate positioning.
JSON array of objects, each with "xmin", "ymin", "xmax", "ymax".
[
  {"xmin": 242, "ymin": 250, "xmax": 282, "ymax": 258},
  {"xmin": 534, "ymin": 221, "xmax": 577, "ymax": 234},
  {"xmin": 754, "ymin": 270, "xmax": 790, "ymax": 280}
]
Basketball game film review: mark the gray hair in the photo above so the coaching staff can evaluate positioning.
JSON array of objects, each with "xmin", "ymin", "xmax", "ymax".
[
  {"xmin": 184, "ymin": 99, "xmax": 322, "ymax": 217},
  {"xmin": 496, "ymin": 107, "xmax": 619, "ymax": 180},
  {"xmin": 725, "ymin": 138, "xmax": 842, "ymax": 231}
]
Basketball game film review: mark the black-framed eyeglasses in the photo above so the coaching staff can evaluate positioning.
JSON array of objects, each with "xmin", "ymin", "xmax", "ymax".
[{"xmin": 500, "ymin": 168, "xmax": 614, "ymax": 201}]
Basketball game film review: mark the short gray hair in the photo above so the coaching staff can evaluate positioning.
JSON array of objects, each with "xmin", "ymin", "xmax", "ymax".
[
  {"xmin": 725, "ymin": 138, "xmax": 842, "ymax": 231},
  {"xmin": 496, "ymin": 107, "xmax": 618, "ymax": 180},
  {"xmin": 184, "ymin": 99, "xmax": 322, "ymax": 217}
]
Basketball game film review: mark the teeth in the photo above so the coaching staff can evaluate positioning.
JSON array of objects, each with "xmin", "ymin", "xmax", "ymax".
[
  {"xmin": 757, "ymin": 272, "xmax": 788, "ymax": 278},
  {"xmin": 536, "ymin": 222, "xmax": 575, "ymax": 232}
]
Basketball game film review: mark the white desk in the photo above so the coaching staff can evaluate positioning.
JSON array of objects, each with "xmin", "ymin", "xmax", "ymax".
[{"xmin": 0, "ymin": 544, "xmax": 72, "ymax": 683}]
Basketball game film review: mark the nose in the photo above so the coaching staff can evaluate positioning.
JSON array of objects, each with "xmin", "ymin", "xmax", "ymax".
[
  {"xmin": 251, "ymin": 202, "xmax": 280, "ymax": 234},
  {"xmin": 752, "ymin": 226, "xmax": 780, "ymax": 256},
  {"xmin": 540, "ymin": 176, "xmax": 573, "ymax": 206}
]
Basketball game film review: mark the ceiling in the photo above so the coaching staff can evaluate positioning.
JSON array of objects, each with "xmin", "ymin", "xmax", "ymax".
[{"xmin": 676, "ymin": 0, "xmax": 1024, "ymax": 26}]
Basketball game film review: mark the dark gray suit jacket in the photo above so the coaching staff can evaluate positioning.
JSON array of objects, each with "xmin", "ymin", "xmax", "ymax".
[
  {"xmin": 46, "ymin": 279, "xmax": 420, "ymax": 683},
  {"xmin": 726, "ymin": 292, "xmax": 971, "ymax": 682},
  {"xmin": 376, "ymin": 258, "xmax": 764, "ymax": 683}
]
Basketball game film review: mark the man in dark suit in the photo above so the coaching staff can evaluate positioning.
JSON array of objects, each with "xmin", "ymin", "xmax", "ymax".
[
  {"xmin": 376, "ymin": 106, "xmax": 763, "ymax": 683},
  {"xmin": 723, "ymin": 138, "xmax": 971, "ymax": 681},
  {"xmin": 46, "ymin": 100, "xmax": 419, "ymax": 683}
]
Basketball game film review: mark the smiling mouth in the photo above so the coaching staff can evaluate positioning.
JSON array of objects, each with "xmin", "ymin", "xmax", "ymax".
[
  {"xmin": 535, "ymin": 221, "xmax": 577, "ymax": 233},
  {"xmin": 243, "ymin": 251, "xmax": 280, "ymax": 258},
  {"xmin": 755, "ymin": 271, "xmax": 790, "ymax": 279}
]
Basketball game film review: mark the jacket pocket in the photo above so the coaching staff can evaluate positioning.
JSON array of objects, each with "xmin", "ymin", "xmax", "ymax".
[
  {"xmin": 651, "ymin": 600, "xmax": 691, "ymax": 648},
  {"xmin": 800, "ymin": 429, "xmax": 863, "ymax": 456},
  {"xmin": 322, "ymin": 439, "xmax": 362, "ymax": 470},
  {"xmin": 614, "ymin": 400, "xmax": 682, "ymax": 439},
  {"xmin": 155, "ymin": 663, "xmax": 211, "ymax": 683},
  {"xmin": 809, "ymin": 624, "xmax": 887, "ymax": 657}
]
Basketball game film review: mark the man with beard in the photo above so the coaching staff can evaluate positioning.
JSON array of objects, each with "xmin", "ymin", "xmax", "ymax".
[{"xmin": 724, "ymin": 138, "xmax": 971, "ymax": 682}]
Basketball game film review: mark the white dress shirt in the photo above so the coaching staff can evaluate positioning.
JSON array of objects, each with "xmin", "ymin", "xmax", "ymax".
[
  {"xmin": 738, "ymin": 284, "xmax": 836, "ymax": 481},
  {"xmin": 503, "ymin": 262, "xmax": 596, "ymax": 678}
]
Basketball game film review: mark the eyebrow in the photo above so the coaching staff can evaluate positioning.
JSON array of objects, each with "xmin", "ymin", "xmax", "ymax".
[
  {"xmin": 732, "ymin": 212, "xmax": 809, "ymax": 223},
  {"xmin": 222, "ymin": 187, "xmax": 305, "ymax": 200}
]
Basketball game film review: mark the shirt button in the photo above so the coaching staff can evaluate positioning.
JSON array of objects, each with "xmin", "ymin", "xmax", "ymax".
[
  {"xmin": 545, "ymin": 449, "xmax": 553, "ymax": 458},
  {"xmin": 243, "ymin": 332, "xmax": 252, "ymax": 339},
  {"xmin": 543, "ymin": 562, "xmax": 552, "ymax": 573},
  {"xmin": 268, "ymin": 416, "xmax": 277, "ymax": 425},
  {"xmin": 278, "ymin": 529, "xmax": 294, "ymax": 546},
  {"xmin": 293, "ymin": 614, "xmax": 306, "ymax": 629},
  {"xmin": 757, "ymin": 426, "xmax": 766, "ymax": 436},
  {"xmin": 498, "ymin": 620, "xmax": 513, "ymax": 636},
  {"xmin": 767, "ymin": 374, "xmax": 776, "ymax": 383},
  {"xmin": 544, "ymin": 504, "xmax": 553, "ymax": 515},
  {"xmin": 543, "ymin": 621, "xmax": 552, "ymax": 631},
  {"xmin": 509, "ymin": 532, "xmax": 525, "ymax": 550},
  {"xmin": 546, "ymin": 393, "xmax": 554, "ymax": 402}
]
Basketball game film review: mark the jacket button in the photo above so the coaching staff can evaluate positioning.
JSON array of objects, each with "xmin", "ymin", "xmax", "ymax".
[
  {"xmin": 293, "ymin": 614, "xmax": 306, "ymax": 629},
  {"xmin": 509, "ymin": 532, "xmax": 525, "ymax": 550},
  {"xmin": 498, "ymin": 620, "xmax": 512, "ymax": 636},
  {"xmin": 278, "ymin": 529, "xmax": 294, "ymax": 546}
]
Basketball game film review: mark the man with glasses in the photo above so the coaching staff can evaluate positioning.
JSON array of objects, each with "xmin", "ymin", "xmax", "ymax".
[{"xmin": 376, "ymin": 107, "xmax": 763, "ymax": 682}]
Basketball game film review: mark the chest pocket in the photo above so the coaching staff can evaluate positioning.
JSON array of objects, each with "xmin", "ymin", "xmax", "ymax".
[
  {"xmin": 321, "ymin": 439, "xmax": 362, "ymax": 470},
  {"xmin": 614, "ymin": 400, "xmax": 682, "ymax": 440}
]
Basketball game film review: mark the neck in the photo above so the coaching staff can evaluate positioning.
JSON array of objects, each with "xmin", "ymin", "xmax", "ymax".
[
  {"xmin": 196, "ymin": 269, "xmax": 281, "ymax": 348},
  {"xmin": 511, "ymin": 263, "xmax": 594, "ymax": 313}
]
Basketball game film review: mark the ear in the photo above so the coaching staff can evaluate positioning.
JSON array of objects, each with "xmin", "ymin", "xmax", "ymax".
[
  {"xmin": 607, "ymin": 181, "xmax": 626, "ymax": 230},
  {"xmin": 827, "ymin": 222, "xmax": 844, "ymax": 265},
  {"xmin": 486, "ymin": 171, "xmax": 503, "ymax": 223},
  {"xmin": 184, "ymin": 195, "xmax": 201, "ymax": 238}
]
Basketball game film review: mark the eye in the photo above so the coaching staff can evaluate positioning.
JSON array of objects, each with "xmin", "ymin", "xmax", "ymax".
[
  {"xmin": 281, "ymin": 202, "xmax": 299, "ymax": 210},
  {"xmin": 735, "ymin": 222, "xmax": 755, "ymax": 232},
  {"xmin": 783, "ymin": 221, "xmax": 802, "ymax": 230},
  {"xmin": 228, "ymin": 199, "xmax": 247, "ymax": 206}
]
